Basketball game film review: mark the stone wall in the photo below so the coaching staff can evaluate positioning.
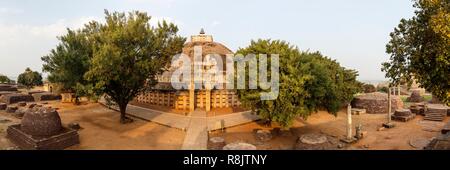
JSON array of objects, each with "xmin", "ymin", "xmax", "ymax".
[
  {"xmin": 351, "ymin": 92, "xmax": 404, "ymax": 114},
  {"xmin": 135, "ymin": 90, "xmax": 241, "ymax": 110}
]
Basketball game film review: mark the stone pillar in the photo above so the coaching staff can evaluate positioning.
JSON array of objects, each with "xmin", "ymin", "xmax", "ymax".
[
  {"xmin": 346, "ymin": 104, "xmax": 352, "ymax": 140},
  {"xmin": 183, "ymin": 95, "xmax": 187, "ymax": 110},
  {"xmin": 189, "ymin": 88, "xmax": 195, "ymax": 112},
  {"xmin": 206, "ymin": 90, "xmax": 211, "ymax": 112},
  {"xmin": 388, "ymin": 87, "xmax": 392, "ymax": 123}
]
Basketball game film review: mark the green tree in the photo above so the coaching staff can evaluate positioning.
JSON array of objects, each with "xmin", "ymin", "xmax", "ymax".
[
  {"xmin": 382, "ymin": 0, "xmax": 450, "ymax": 105},
  {"xmin": 0, "ymin": 74, "xmax": 11, "ymax": 83},
  {"xmin": 362, "ymin": 83, "xmax": 376, "ymax": 93},
  {"xmin": 85, "ymin": 10, "xmax": 186, "ymax": 123},
  {"xmin": 17, "ymin": 68, "xmax": 43, "ymax": 89},
  {"xmin": 236, "ymin": 40, "xmax": 361, "ymax": 128},
  {"xmin": 41, "ymin": 28, "xmax": 94, "ymax": 101}
]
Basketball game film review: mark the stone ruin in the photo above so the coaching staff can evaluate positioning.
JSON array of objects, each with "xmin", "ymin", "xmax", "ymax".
[
  {"xmin": 0, "ymin": 93, "xmax": 34, "ymax": 104},
  {"xmin": 0, "ymin": 103, "xmax": 6, "ymax": 110},
  {"xmin": 5, "ymin": 106, "xmax": 18, "ymax": 113},
  {"xmin": 391, "ymin": 109, "xmax": 415, "ymax": 122},
  {"xmin": 6, "ymin": 107, "xmax": 79, "ymax": 150},
  {"xmin": 0, "ymin": 84, "xmax": 18, "ymax": 91},
  {"xmin": 0, "ymin": 91, "xmax": 18, "ymax": 97},
  {"xmin": 424, "ymin": 121, "xmax": 450, "ymax": 150},
  {"xmin": 223, "ymin": 142, "xmax": 257, "ymax": 150},
  {"xmin": 410, "ymin": 103, "xmax": 426, "ymax": 116},
  {"xmin": 425, "ymin": 133, "xmax": 450, "ymax": 150},
  {"xmin": 407, "ymin": 90, "xmax": 424, "ymax": 103},
  {"xmin": 254, "ymin": 129, "xmax": 273, "ymax": 142},
  {"xmin": 32, "ymin": 92, "xmax": 62, "ymax": 102},
  {"xmin": 423, "ymin": 104, "xmax": 448, "ymax": 122},
  {"xmin": 0, "ymin": 84, "xmax": 19, "ymax": 99},
  {"xmin": 351, "ymin": 92, "xmax": 404, "ymax": 114},
  {"xmin": 208, "ymin": 137, "xmax": 226, "ymax": 150},
  {"xmin": 294, "ymin": 133, "xmax": 341, "ymax": 150}
]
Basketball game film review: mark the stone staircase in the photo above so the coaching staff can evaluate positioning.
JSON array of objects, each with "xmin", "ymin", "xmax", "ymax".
[
  {"xmin": 424, "ymin": 112, "xmax": 446, "ymax": 121},
  {"xmin": 423, "ymin": 104, "xmax": 448, "ymax": 122}
]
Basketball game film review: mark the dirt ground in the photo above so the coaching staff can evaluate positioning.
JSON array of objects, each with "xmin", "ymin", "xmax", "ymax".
[
  {"xmin": 0, "ymin": 101, "xmax": 185, "ymax": 150},
  {"xmin": 1, "ymin": 100, "xmax": 447, "ymax": 150},
  {"xmin": 211, "ymin": 110, "xmax": 448, "ymax": 150}
]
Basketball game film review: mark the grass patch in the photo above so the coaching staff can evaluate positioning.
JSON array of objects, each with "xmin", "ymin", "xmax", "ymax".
[{"xmin": 423, "ymin": 95, "xmax": 432, "ymax": 102}]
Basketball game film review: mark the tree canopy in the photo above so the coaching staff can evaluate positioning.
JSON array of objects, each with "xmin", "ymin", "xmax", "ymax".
[
  {"xmin": 84, "ymin": 10, "xmax": 186, "ymax": 123},
  {"xmin": 17, "ymin": 68, "xmax": 43, "ymax": 89},
  {"xmin": 0, "ymin": 74, "xmax": 11, "ymax": 84},
  {"xmin": 42, "ymin": 10, "xmax": 186, "ymax": 123},
  {"xmin": 41, "ymin": 28, "xmax": 93, "ymax": 95},
  {"xmin": 382, "ymin": 0, "xmax": 450, "ymax": 105},
  {"xmin": 236, "ymin": 39, "xmax": 361, "ymax": 128}
]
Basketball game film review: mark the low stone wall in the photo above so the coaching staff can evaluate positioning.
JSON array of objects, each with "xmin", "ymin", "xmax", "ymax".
[
  {"xmin": 0, "ymin": 84, "xmax": 18, "ymax": 92},
  {"xmin": 32, "ymin": 93, "xmax": 62, "ymax": 102},
  {"xmin": 0, "ymin": 93, "xmax": 35, "ymax": 104},
  {"xmin": 0, "ymin": 91, "xmax": 17, "ymax": 97},
  {"xmin": 135, "ymin": 90, "xmax": 241, "ymax": 110},
  {"xmin": 351, "ymin": 92, "xmax": 404, "ymax": 114}
]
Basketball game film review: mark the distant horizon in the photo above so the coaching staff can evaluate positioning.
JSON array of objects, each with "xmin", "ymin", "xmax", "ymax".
[{"xmin": 0, "ymin": 0, "xmax": 415, "ymax": 81}]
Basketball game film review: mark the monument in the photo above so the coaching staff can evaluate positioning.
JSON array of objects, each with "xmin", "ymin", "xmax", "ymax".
[
  {"xmin": 6, "ymin": 107, "xmax": 79, "ymax": 150},
  {"xmin": 134, "ymin": 29, "xmax": 240, "ymax": 112}
]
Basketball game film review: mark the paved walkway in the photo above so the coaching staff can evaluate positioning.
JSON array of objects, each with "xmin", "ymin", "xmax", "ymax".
[
  {"xmin": 99, "ymin": 99, "xmax": 260, "ymax": 150},
  {"xmin": 181, "ymin": 109, "xmax": 208, "ymax": 150}
]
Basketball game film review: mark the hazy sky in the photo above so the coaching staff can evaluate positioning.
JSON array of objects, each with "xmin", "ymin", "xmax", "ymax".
[{"xmin": 0, "ymin": 0, "xmax": 415, "ymax": 81}]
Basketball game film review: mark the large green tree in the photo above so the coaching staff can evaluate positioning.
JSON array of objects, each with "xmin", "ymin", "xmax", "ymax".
[
  {"xmin": 236, "ymin": 40, "xmax": 361, "ymax": 128},
  {"xmin": 0, "ymin": 74, "xmax": 11, "ymax": 83},
  {"xmin": 17, "ymin": 68, "xmax": 43, "ymax": 89},
  {"xmin": 382, "ymin": 0, "xmax": 450, "ymax": 105},
  {"xmin": 41, "ymin": 28, "xmax": 94, "ymax": 98},
  {"xmin": 85, "ymin": 10, "xmax": 186, "ymax": 123}
]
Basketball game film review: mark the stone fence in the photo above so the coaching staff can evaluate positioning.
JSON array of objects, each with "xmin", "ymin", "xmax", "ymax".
[{"xmin": 135, "ymin": 90, "xmax": 241, "ymax": 110}]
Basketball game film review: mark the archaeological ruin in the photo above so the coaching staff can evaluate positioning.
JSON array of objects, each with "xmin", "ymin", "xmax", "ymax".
[
  {"xmin": 351, "ymin": 92, "xmax": 404, "ymax": 114},
  {"xmin": 134, "ymin": 30, "xmax": 240, "ymax": 112},
  {"xmin": 6, "ymin": 107, "xmax": 79, "ymax": 150}
]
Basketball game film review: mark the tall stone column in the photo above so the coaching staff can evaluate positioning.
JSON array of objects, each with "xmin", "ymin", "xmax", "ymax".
[
  {"xmin": 189, "ymin": 67, "xmax": 195, "ymax": 112},
  {"xmin": 388, "ymin": 87, "xmax": 392, "ymax": 124},
  {"xmin": 346, "ymin": 104, "xmax": 352, "ymax": 140},
  {"xmin": 189, "ymin": 85, "xmax": 195, "ymax": 112},
  {"xmin": 206, "ymin": 90, "xmax": 211, "ymax": 112},
  {"xmin": 382, "ymin": 87, "xmax": 395, "ymax": 128}
]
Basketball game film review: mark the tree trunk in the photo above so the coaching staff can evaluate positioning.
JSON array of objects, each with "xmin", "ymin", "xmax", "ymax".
[{"xmin": 118, "ymin": 102, "xmax": 133, "ymax": 124}]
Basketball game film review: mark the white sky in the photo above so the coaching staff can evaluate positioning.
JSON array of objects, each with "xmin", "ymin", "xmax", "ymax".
[{"xmin": 0, "ymin": 0, "xmax": 415, "ymax": 81}]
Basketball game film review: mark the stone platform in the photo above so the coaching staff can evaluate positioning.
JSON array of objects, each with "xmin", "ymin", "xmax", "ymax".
[{"xmin": 7, "ymin": 124, "xmax": 79, "ymax": 150}]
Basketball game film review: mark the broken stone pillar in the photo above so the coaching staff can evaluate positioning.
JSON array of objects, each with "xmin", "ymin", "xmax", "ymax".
[
  {"xmin": 388, "ymin": 88, "xmax": 392, "ymax": 124},
  {"xmin": 338, "ymin": 104, "xmax": 356, "ymax": 143},
  {"xmin": 383, "ymin": 87, "xmax": 395, "ymax": 128},
  {"xmin": 346, "ymin": 104, "xmax": 352, "ymax": 140}
]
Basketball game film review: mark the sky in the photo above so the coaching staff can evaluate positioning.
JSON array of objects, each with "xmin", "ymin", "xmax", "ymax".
[{"xmin": 0, "ymin": 0, "xmax": 416, "ymax": 81}]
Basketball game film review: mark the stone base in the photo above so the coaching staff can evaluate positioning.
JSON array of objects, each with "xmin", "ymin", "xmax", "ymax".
[
  {"xmin": 340, "ymin": 137, "xmax": 357, "ymax": 144},
  {"xmin": 425, "ymin": 133, "xmax": 450, "ymax": 150},
  {"xmin": 6, "ymin": 124, "xmax": 79, "ymax": 150},
  {"xmin": 392, "ymin": 114, "xmax": 416, "ymax": 122},
  {"xmin": 382, "ymin": 122, "xmax": 396, "ymax": 129},
  {"xmin": 351, "ymin": 108, "xmax": 366, "ymax": 115},
  {"xmin": 442, "ymin": 122, "xmax": 450, "ymax": 135}
]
